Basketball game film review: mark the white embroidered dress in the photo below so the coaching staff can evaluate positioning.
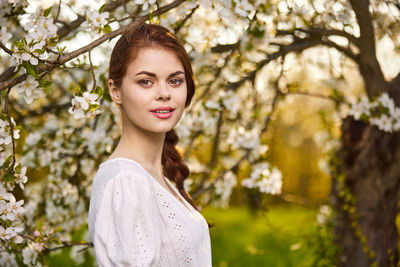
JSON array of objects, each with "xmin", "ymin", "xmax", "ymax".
[{"xmin": 88, "ymin": 157, "xmax": 212, "ymax": 267}]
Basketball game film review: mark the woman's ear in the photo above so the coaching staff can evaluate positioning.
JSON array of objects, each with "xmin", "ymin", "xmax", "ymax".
[{"xmin": 108, "ymin": 79, "xmax": 122, "ymax": 104}]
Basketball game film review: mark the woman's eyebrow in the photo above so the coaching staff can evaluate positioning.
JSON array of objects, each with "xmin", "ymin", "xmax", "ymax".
[
  {"xmin": 167, "ymin": 71, "xmax": 185, "ymax": 79},
  {"xmin": 135, "ymin": 71, "xmax": 156, "ymax": 77},
  {"xmin": 135, "ymin": 70, "xmax": 185, "ymax": 79}
]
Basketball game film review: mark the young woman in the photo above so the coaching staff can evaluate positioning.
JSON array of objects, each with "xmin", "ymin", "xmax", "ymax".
[{"xmin": 88, "ymin": 22, "xmax": 212, "ymax": 266}]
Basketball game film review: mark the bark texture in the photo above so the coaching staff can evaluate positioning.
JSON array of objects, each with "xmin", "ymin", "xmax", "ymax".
[
  {"xmin": 332, "ymin": 1, "xmax": 400, "ymax": 266},
  {"xmin": 334, "ymin": 118, "xmax": 400, "ymax": 267}
]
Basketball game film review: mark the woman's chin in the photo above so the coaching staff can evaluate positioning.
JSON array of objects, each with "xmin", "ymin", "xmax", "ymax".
[{"xmin": 147, "ymin": 124, "xmax": 176, "ymax": 134}]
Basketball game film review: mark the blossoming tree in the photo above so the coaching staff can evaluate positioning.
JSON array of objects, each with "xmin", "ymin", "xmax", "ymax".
[{"xmin": 0, "ymin": 0, "xmax": 399, "ymax": 266}]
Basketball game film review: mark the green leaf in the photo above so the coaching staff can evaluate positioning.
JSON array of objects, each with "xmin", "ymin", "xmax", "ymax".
[
  {"xmin": 94, "ymin": 86, "xmax": 102, "ymax": 96},
  {"xmin": 44, "ymin": 6, "xmax": 53, "ymax": 17},
  {"xmin": 39, "ymin": 80, "xmax": 53, "ymax": 88},
  {"xmin": 34, "ymin": 49, "xmax": 44, "ymax": 54},
  {"xmin": 251, "ymin": 26, "xmax": 265, "ymax": 38},
  {"xmin": 245, "ymin": 42, "xmax": 253, "ymax": 51},
  {"xmin": 148, "ymin": 11, "xmax": 154, "ymax": 23},
  {"xmin": 359, "ymin": 113, "xmax": 369, "ymax": 122},
  {"xmin": 103, "ymin": 24, "xmax": 112, "ymax": 34},
  {"xmin": 89, "ymin": 103, "xmax": 100, "ymax": 111},
  {"xmin": 330, "ymin": 89, "xmax": 345, "ymax": 103},
  {"xmin": 14, "ymin": 40, "xmax": 25, "ymax": 50},
  {"xmin": 53, "ymin": 239, "xmax": 62, "ymax": 245},
  {"xmin": 25, "ymin": 63, "xmax": 38, "ymax": 78},
  {"xmin": 14, "ymin": 163, "xmax": 21, "ymax": 173},
  {"xmin": 3, "ymin": 172, "xmax": 16, "ymax": 182},
  {"xmin": 57, "ymin": 46, "xmax": 66, "ymax": 55},
  {"xmin": 99, "ymin": 3, "xmax": 108, "ymax": 13}
]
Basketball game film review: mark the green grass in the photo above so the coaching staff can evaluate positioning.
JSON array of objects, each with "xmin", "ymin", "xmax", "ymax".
[{"xmin": 202, "ymin": 203, "xmax": 321, "ymax": 267}]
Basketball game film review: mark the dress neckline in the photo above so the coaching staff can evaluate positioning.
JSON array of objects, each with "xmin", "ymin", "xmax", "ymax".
[{"xmin": 100, "ymin": 157, "xmax": 196, "ymax": 214}]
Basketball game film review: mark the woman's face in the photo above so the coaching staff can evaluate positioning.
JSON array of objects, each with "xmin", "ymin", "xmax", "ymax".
[{"xmin": 109, "ymin": 47, "xmax": 187, "ymax": 134}]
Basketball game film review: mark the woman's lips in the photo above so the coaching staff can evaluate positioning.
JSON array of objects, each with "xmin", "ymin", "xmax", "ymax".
[{"xmin": 150, "ymin": 110, "xmax": 175, "ymax": 119}]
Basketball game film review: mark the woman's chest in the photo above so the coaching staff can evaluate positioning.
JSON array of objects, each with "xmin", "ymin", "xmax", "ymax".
[{"xmin": 153, "ymin": 187, "xmax": 209, "ymax": 246}]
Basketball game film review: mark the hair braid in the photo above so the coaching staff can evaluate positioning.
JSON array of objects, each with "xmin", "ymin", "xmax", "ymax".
[
  {"xmin": 162, "ymin": 130, "xmax": 214, "ymax": 228},
  {"xmin": 162, "ymin": 129, "xmax": 198, "ymax": 211}
]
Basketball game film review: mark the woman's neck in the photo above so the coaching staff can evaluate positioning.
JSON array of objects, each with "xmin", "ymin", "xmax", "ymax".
[{"xmin": 112, "ymin": 123, "xmax": 166, "ymax": 178}]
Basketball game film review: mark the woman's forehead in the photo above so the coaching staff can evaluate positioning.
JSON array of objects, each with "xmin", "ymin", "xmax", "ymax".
[{"xmin": 126, "ymin": 47, "xmax": 184, "ymax": 74}]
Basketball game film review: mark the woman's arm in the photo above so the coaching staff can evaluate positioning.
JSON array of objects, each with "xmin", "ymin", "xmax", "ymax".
[{"xmin": 90, "ymin": 170, "xmax": 162, "ymax": 267}]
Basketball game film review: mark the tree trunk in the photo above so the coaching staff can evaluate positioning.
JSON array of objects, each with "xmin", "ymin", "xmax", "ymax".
[{"xmin": 333, "ymin": 117, "xmax": 400, "ymax": 267}]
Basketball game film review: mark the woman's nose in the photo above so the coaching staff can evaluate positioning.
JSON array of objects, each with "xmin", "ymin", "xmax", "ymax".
[{"xmin": 157, "ymin": 83, "xmax": 171, "ymax": 100}]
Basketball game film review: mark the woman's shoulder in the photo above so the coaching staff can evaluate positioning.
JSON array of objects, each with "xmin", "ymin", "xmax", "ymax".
[
  {"xmin": 99, "ymin": 157, "xmax": 149, "ymax": 175},
  {"xmin": 92, "ymin": 157, "xmax": 150, "ymax": 188}
]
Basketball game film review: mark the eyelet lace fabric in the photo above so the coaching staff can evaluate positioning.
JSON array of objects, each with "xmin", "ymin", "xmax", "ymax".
[{"xmin": 88, "ymin": 158, "xmax": 212, "ymax": 267}]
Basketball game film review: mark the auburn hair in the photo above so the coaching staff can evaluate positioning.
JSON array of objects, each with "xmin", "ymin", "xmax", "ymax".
[{"xmin": 108, "ymin": 22, "xmax": 199, "ymax": 213}]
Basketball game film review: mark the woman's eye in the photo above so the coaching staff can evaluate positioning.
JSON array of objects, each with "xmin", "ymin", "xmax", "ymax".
[
  {"xmin": 138, "ymin": 79, "xmax": 152, "ymax": 87},
  {"xmin": 169, "ymin": 78, "xmax": 182, "ymax": 86}
]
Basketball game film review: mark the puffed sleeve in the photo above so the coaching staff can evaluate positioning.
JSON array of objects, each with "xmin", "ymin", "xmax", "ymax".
[{"xmin": 90, "ymin": 170, "xmax": 162, "ymax": 267}]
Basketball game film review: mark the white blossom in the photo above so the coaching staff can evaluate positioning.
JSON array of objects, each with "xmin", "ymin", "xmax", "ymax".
[
  {"xmin": 233, "ymin": 0, "xmax": 253, "ymax": 17},
  {"xmin": 0, "ymin": 26, "xmax": 12, "ymax": 43},
  {"xmin": 0, "ymin": 185, "xmax": 13, "ymax": 202},
  {"xmin": 0, "ymin": 118, "xmax": 20, "ymax": 145},
  {"xmin": 221, "ymin": 90, "xmax": 240, "ymax": 117},
  {"xmin": 68, "ymin": 91, "xmax": 101, "ymax": 119},
  {"xmin": 214, "ymin": 171, "xmax": 237, "ymax": 208},
  {"xmin": 242, "ymin": 162, "xmax": 282, "ymax": 195},
  {"xmin": 204, "ymin": 100, "xmax": 221, "ymax": 110},
  {"xmin": 349, "ymin": 96, "xmax": 371, "ymax": 120},
  {"xmin": 227, "ymin": 126, "xmax": 260, "ymax": 150},
  {"xmin": 1, "ymin": 194, "xmax": 24, "ymax": 220},
  {"xmin": 17, "ymin": 40, "xmax": 46, "ymax": 66},
  {"xmin": 256, "ymin": 167, "xmax": 282, "ymax": 194},
  {"xmin": 0, "ymin": 225, "xmax": 23, "ymax": 242},
  {"xmin": 83, "ymin": 9, "xmax": 110, "ymax": 30},
  {"xmin": 23, "ymin": 13, "xmax": 57, "ymax": 42},
  {"xmin": 135, "ymin": 0, "xmax": 156, "ymax": 10},
  {"xmin": 15, "ymin": 165, "xmax": 28, "ymax": 190},
  {"xmin": 0, "ymin": 250, "xmax": 18, "ymax": 267},
  {"xmin": 12, "ymin": 14, "xmax": 58, "ymax": 67},
  {"xmin": 35, "ymin": 17, "xmax": 57, "ymax": 39},
  {"xmin": 316, "ymin": 205, "xmax": 332, "ymax": 226},
  {"xmin": 369, "ymin": 114, "xmax": 394, "ymax": 132},
  {"xmin": 22, "ymin": 242, "xmax": 41, "ymax": 266},
  {"xmin": 377, "ymin": 92, "xmax": 395, "ymax": 114},
  {"xmin": 70, "ymin": 244, "xmax": 86, "ymax": 265},
  {"xmin": 16, "ymin": 75, "xmax": 44, "ymax": 104},
  {"xmin": 349, "ymin": 93, "xmax": 400, "ymax": 133},
  {"xmin": 25, "ymin": 132, "xmax": 42, "ymax": 146},
  {"xmin": 183, "ymin": 109, "xmax": 218, "ymax": 135},
  {"xmin": 0, "ymin": 225, "xmax": 13, "ymax": 241},
  {"xmin": 83, "ymin": 126, "xmax": 113, "ymax": 156}
]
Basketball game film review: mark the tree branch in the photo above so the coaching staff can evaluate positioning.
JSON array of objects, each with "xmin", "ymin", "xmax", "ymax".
[
  {"xmin": 0, "ymin": 0, "xmax": 186, "ymax": 92},
  {"xmin": 211, "ymin": 42, "xmax": 240, "ymax": 53},
  {"xmin": 0, "ymin": 0, "xmax": 129, "ymax": 84},
  {"xmin": 0, "ymin": 42, "xmax": 13, "ymax": 55},
  {"xmin": 14, "ymin": 102, "xmax": 71, "ymax": 124},
  {"xmin": 227, "ymin": 37, "xmax": 329, "ymax": 91},
  {"xmin": 88, "ymin": 49, "xmax": 96, "ymax": 92},
  {"xmin": 282, "ymin": 27, "xmax": 360, "ymax": 48},
  {"xmin": 320, "ymin": 38, "xmax": 359, "ymax": 62},
  {"xmin": 349, "ymin": 0, "xmax": 387, "ymax": 97},
  {"xmin": 173, "ymin": 4, "xmax": 199, "ymax": 33},
  {"xmin": 4, "ymin": 87, "xmax": 16, "ymax": 170},
  {"xmin": 57, "ymin": 0, "xmax": 127, "ymax": 40}
]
